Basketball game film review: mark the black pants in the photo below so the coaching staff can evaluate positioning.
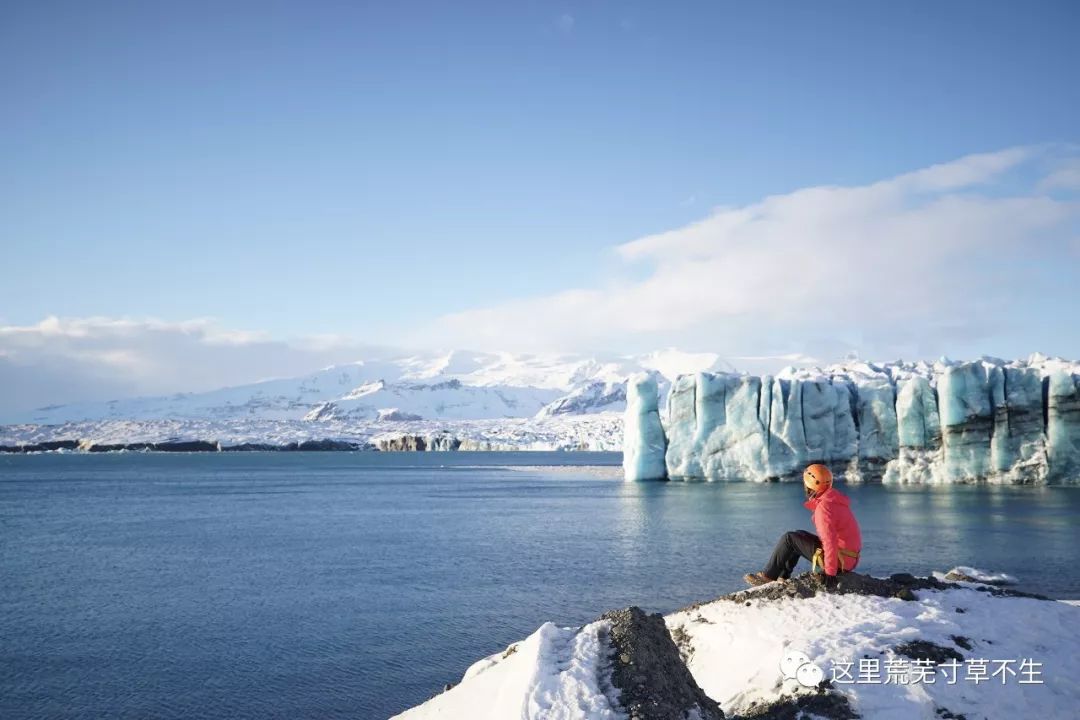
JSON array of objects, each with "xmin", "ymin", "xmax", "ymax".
[{"xmin": 763, "ymin": 530, "xmax": 822, "ymax": 580}]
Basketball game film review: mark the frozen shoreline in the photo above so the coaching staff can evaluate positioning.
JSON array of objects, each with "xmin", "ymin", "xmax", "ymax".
[{"xmin": 0, "ymin": 414, "xmax": 624, "ymax": 454}]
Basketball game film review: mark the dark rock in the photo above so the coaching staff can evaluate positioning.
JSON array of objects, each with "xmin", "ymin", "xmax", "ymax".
[
  {"xmin": 377, "ymin": 433, "xmax": 462, "ymax": 451},
  {"xmin": 295, "ymin": 439, "xmax": 361, "ymax": 451},
  {"xmin": 221, "ymin": 443, "xmax": 284, "ymax": 452},
  {"xmin": 0, "ymin": 439, "xmax": 80, "ymax": 453},
  {"xmin": 935, "ymin": 706, "xmax": 968, "ymax": 719},
  {"xmin": 734, "ymin": 688, "xmax": 860, "ymax": 720},
  {"xmin": 682, "ymin": 570, "xmax": 1051, "ymax": 612},
  {"xmin": 378, "ymin": 408, "xmax": 424, "ymax": 422},
  {"xmin": 950, "ymin": 635, "xmax": 973, "ymax": 651},
  {"xmin": 972, "ymin": 584, "xmax": 1050, "ymax": 601},
  {"xmin": 669, "ymin": 625, "xmax": 694, "ymax": 663},
  {"xmin": 41, "ymin": 440, "xmax": 80, "ymax": 452},
  {"xmin": 601, "ymin": 606, "xmax": 723, "ymax": 720},
  {"xmin": 378, "ymin": 435, "xmax": 428, "ymax": 451},
  {"xmin": 698, "ymin": 571, "xmax": 949, "ymax": 608},
  {"xmin": 87, "ymin": 442, "xmax": 153, "ymax": 452},
  {"xmin": 894, "ymin": 640, "xmax": 964, "ymax": 664},
  {"xmin": 151, "ymin": 440, "xmax": 219, "ymax": 452}
]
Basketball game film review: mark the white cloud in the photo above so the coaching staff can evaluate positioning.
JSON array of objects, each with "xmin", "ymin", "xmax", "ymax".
[
  {"xmin": 1039, "ymin": 158, "xmax": 1080, "ymax": 191},
  {"xmin": 422, "ymin": 146, "xmax": 1080, "ymax": 360},
  {"xmin": 5, "ymin": 147, "xmax": 1078, "ymax": 419},
  {"xmin": 0, "ymin": 317, "xmax": 384, "ymax": 419}
]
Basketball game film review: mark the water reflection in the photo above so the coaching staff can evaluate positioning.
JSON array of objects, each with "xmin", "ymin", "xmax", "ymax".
[{"xmin": 618, "ymin": 478, "xmax": 1080, "ymax": 600}]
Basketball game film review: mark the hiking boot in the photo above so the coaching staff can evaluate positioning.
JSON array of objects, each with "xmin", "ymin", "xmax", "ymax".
[{"xmin": 743, "ymin": 572, "xmax": 775, "ymax": 587}]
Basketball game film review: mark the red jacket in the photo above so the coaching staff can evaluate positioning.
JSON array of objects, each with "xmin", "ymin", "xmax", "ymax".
[{"xmin": 805, "ymin": 487, "xmax": 861, "ymax": 576}]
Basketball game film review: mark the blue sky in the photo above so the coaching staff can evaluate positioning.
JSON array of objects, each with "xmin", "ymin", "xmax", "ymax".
[{"xmin": 2, "ymin": 1, "xmax": 1079, "ymax": 402}]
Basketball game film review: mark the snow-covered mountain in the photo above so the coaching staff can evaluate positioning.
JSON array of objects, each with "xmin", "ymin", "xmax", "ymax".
[{"xmin": 13, "ymin": 349, "xmax": 721, "ymax": 425}]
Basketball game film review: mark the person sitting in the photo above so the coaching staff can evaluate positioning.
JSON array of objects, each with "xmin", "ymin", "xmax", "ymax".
[{"xmin": 743, "ymin": 463, "xmax": 861, "ymax": 589}]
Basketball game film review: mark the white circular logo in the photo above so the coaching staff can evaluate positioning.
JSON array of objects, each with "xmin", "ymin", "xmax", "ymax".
[{"xmin": 780, "ymin": 649, "xmax": 824, "ymax": 688}]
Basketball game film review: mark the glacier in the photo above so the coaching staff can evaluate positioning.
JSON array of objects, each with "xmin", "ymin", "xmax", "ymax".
[
  {"xmin": 622, "ymin": 374, "xmax": 667, "ymax": 481},
  {"xmin": 625, "ymin": 355, "xmax": 1080, "ymax": 484}
]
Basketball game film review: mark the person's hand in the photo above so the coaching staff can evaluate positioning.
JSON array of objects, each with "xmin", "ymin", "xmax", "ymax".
[{"xmin": 823, "ymin": 574, "xmax": 839, "ymax": 592}]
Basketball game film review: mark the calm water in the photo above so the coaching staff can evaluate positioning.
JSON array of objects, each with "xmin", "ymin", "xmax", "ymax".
[{"xmin": 2, "ymin": 453, "xmax": 1079, "ymax": 719}]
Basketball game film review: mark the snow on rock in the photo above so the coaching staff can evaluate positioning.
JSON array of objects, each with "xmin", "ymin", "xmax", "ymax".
[
  {"xmin": 315, "ymin": 379, "xmax": 558, "ymax": 421},
  {"xmin": 376, "ymin": 408, "xmax": 425, "ymax": 422},
  {"xmin": 670, "ymin": 573, "xmax": 1077, "ymax": 720},
  {"xmin": 538, "ymin": 380, "xmax": 628, "ymax": 419},
  {"xmin": 395, "ymin": 572, "xmax": 1080, "ymax": 720},
  {"xmin": 394, "ymin": 620, "xmax": 624, "ymax": 720},
  {"xmin": 396, "ymin": 606, "xmax": 721, "ymax": 720},
  {"xmin": 636, "ymin": 355, "xmax": 1080, "ymax": 484},
  {"xmin": 622, "ymin": 374, "xmax": 667, "ymax": 481},
  {"xmin": 939, "ymin": 566, "xmax": 1019, "ymax": 586}
]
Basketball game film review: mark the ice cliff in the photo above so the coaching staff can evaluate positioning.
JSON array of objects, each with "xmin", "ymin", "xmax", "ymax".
[
  {"xmin": 622, "ymin": 374, "xmax": 667, "ymax": 481},
  {"xmin": 623, "ymin": 355, "xmax": 1080, "ymax": 484}
]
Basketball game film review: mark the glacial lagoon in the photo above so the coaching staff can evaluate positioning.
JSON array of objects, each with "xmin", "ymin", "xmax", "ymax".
[{"xmin": 2, "ymin": 452, "xmax": 1078, "ymax": 718}]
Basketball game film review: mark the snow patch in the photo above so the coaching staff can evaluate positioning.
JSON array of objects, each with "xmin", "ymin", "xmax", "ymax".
[
  {"xmin": 395, "ymin": 621, "xmax": 624, "ymax": 720},
  {"xmin": 937, "ymin": 567, "xmax": 1019, "ymax": 586}
]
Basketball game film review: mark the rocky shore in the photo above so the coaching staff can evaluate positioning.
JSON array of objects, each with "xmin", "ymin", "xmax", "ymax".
[
  {"xmin": 0, "ymin": 438, "xmax": 368, "ymax": 453},
  {"xmin": 396, "ymin": 570, "xmax": 1078, "ymax": 719}
]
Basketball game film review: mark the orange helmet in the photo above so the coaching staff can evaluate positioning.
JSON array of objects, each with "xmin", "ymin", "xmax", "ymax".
[{"xmin": 803, "ymin": 464, "xmax": 833, "ymax": 497}]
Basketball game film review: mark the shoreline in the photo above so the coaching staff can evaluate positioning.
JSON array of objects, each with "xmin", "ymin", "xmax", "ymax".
[{"xmin": 0, "ymin": 438, "xmax": 616, "ymax": 454}]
